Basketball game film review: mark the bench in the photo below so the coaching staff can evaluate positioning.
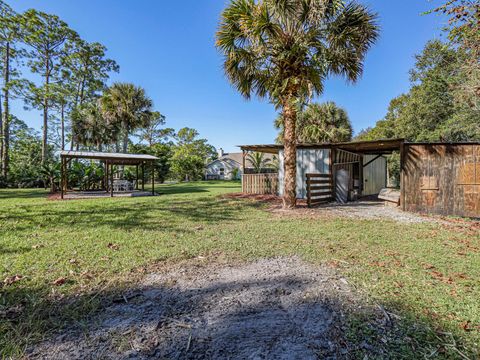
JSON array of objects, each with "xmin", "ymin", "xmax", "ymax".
[{"xmin": 378, "ymin": 188, "xmax": 400, "ymax": 205}]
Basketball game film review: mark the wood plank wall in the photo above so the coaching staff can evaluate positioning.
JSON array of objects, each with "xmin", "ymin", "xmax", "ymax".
[
  {"xmin": 403, "ymin": 144, "xmax": 480, "ymax": 217},
  {"xmin": 242, "ymin": 174, "xmax": 279, "ymax": 195}
]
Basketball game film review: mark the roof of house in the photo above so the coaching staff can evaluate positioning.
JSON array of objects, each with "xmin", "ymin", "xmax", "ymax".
[{"xmin": 219, "ymin": 152, "xmax": 244, "ymax": 165}]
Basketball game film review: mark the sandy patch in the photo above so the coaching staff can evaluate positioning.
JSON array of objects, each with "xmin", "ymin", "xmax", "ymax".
[{"xmin": 27, "ymin": 257, "xmax": 394, "ymax": 359}]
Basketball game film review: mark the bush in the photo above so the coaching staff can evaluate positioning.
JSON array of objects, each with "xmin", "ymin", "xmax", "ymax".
[{"xmin": 231, "ymin": 168, "xmax": 240, "ymax": 180}]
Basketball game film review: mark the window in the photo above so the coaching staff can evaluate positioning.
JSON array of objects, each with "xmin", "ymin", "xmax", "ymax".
[{"xmin": 219, "ymin": 168, "xmax": 225, "ymax": 176}]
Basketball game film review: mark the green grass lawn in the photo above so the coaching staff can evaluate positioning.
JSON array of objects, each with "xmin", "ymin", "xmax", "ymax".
[{"xmin": 1, "ymin": 181, "xmax": 479, "ymax": 358}]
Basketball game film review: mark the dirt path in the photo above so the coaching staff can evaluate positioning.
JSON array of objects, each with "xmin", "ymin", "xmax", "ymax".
[{"xmin": 27, "ymin": 257, "xmax": 393, "ymax": 359}]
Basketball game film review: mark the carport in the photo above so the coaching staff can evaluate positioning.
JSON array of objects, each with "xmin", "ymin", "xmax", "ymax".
[{"xmin": 59, "ymin": 151, "xmax": 158, "ymax": 199}]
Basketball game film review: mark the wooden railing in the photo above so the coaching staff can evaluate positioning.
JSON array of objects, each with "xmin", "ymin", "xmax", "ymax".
[
  {"xmin": 242, "ymin": 173, "xmax": 279, "ymax": 195},
  {"xmin": 306, "ymin": 173, "xmax": 333, "ymax": 207}
]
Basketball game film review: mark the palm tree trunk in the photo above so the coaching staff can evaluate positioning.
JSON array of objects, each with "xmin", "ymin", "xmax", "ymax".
[
  {"xmin": 122, "ymin": 121, "xmax": 128, "ymax": 153},
  {"xmin": 2, "ymin": 42, "xmax": 10, "ymax": 179},
  {"xmin": 282, "ymin": 97, "xmax": 297, "ymax": 209},
  {"xmin": 122, "ymin": 131, "xmax": 128, "ymax": 153}
]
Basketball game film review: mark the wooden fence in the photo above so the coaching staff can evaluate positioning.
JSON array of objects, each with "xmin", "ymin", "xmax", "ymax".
[
  {"xmin": 306, "ymin": 173, "xmax": 334, "ymax": 207},
  {"xmin": 242, "ymin": 173, "xmax": 279, "ymax": 195}
]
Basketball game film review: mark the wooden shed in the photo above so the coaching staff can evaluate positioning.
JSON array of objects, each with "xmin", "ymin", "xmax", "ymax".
[
  {"xmin": 402, "ymin": 143, "xmax": 480, "ymax": 218},
  {"xmin": 240, "ymin": 140, "xmax": 398, "ymax": 203},
  {"xmin": 239, "ymin": 140, "xmax": 480, "ymax": 218}
]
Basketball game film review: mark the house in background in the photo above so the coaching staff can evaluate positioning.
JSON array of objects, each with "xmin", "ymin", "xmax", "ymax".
[
  {"xmin": 205, "ymin": 149, "xmax": 243, "ymax": 180},
  {"xmin": 205, "ymin": 148, "xmax": 277, "ymax": 180}
]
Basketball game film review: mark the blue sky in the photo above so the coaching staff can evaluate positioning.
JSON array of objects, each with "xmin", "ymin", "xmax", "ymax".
[{"xmin": 10, "ymin": 0, "xmax": 447, "ymax": 152}]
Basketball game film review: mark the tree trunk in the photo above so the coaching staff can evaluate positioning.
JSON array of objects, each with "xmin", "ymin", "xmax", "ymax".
[
  {"xmin": 42, "ymin": 57, "xmax": 50, "ymax": 163},
  {"xmin": 42, "ymin": 104, "xmax": 48, "ymax": 163},
  {"xmin": 70, "ymin": 131, "xmax": 74, "ymax": 151},
  {"xmin": 122, "ymin": 122, "xmax": 128, "ymax": 153},
  {"xmin": 282, "ymin": 97, "xmax": 297, "ymax": 209},
  {"xmin": 2, "ymin": 42, "xmax": 10, "ymax": 179},
  {"xmin": 61, "ymin": 102, "xmax": 65, "ymax": 151},
  {"xmin": 0, "ymin": 88, "xmax": 3, "ymax": 174}
]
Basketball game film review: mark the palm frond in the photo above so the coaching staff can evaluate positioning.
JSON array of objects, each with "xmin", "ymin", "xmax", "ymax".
[{"xmin": 216, "ymin": 0, "xmax": 379, "ymax": 103}]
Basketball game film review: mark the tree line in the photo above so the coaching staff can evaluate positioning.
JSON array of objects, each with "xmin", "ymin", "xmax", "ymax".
[
  {"xmin": 353, "ymin": 0, "xmax": 479, "ymax": 185},
  {"xmin": 0, "ymin": 1, "xmax": 216, "ymax": 188},
  {"xmin": 356, "ymin": 0, "xmax": 479, "ymax": 142}
]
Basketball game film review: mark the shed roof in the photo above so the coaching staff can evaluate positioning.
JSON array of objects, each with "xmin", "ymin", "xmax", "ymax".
[
  {"xmin": 238, "ymin": 139, "xmax": 405, "ymax": 155},
  {"xmin": 60, "ymin": 151, "xmax": 158, "ymax": 165}
]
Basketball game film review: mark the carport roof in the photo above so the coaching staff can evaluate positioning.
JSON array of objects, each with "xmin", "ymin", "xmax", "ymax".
[
  {"xmin": 238, "ymin": 139, "xmax": 405, "ymax": 155},
  {"xmin": 60, "ymin": 150, "xmax": 158, "ymax": 165}
]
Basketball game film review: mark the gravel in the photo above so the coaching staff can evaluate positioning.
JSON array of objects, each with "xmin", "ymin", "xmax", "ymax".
[
  {"xmin": 269, "ymin": 200, "xmax": 442, "ymax": 224},
  {"xmin": 317, "ymin": 201, "xmax": 435, "ymax": 223}
]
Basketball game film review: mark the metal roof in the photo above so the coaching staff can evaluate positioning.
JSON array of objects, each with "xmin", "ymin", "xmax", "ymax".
[
  {"xmin": 60, "ymin": 151, "xmax": 158, "ymax": 164},
  {"xmin": 334, "ymin": 139, "xmax": 405, "ymax": 154},
  {"xmin": 238, "ymin": 139, "xmax": 406, "ymax": 155}
]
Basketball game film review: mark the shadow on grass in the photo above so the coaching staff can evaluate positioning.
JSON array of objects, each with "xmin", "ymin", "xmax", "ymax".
[
  {"xmin": 0, "ymin": 189, "xmax": 48, "ymax": 200},
  {"xmin": 0, "ymin": 195, "xmax": 262, "ymax": 233},
  {"xmin": 156, "ymin": 181, "xmax": 241, "ymax": 196},
  {"xmin": 1, "ymin": 263, "xmax": 476, "ymax": 359},
  {"xmin": 0, "ymin": 243, "xmax": 32, "ymax": 256}
]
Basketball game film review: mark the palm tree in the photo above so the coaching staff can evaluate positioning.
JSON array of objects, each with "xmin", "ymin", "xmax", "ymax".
[
  {"xmin": 247, "ymin": 152, "xmax": 271, "ymax": 173},
  {"xmin": 100, "ymin": 82, "xmax": 153, "ymax": 153},
  {"xmin": 275, "ymin": 102, "xmax": 352, "ymax": 143},
  {"xmin": 216, "ymin": 0, "xmax": 379, "ymax": 208},
  {"xmin": 40, "ymin": 161, "xmax": 60, "ymax": 193},
  {"xmin": 71, "ymin": 100, "xmax": 118, "ymax": 151}
]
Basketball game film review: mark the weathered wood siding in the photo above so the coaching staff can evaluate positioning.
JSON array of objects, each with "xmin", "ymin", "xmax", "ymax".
[
  {"xmin": 278, "ymin": 149, "xmax": 331, "ymax": 199},
  {"xmin": 363, "ymin": 155, "xmax": 387, "ymax": 196},
  {"xmin": 403, "ymin": 144, "xmax": 480, "ymax": 218},
  {"xmin": 242, "ymin": 173, "xmax": 279, "ymax": 195}
]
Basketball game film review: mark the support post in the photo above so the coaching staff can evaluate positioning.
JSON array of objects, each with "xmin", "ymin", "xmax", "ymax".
[
  {"xmin": 110, "ymin": 163, "xmax": 114, "ymax": 197},
  {"xmin": 359, "ymin": 155, "xmax": 364, "ymax": 195},
  {"xmin": 151, "ymin": 161, "xmax": 155, "ymax": 195},
  {"xmin": 60, "ymin": 157, "xmax": 64, "ymax": 199},
  {"xmin": 242, "ymin": 150, "xmax": 246, "ymax": 174},
  {"xmin": 400, "ymin": 142, "xmax": 406, "ymax": 211},
  {"xmin": 106, "ymin": 161, "xmax": 110, "ymax": 192},
  {"xmin": 104, "ymin": 161, "xmax": 108, "ymax": 192},
  {"xmin": 64, "ymin": 158, "xmax": 68, "ymax": 194},
  {"xmin": 141, "ymin": 162, "xmax": 145, "ymax": 191},
  {"xmin": 136, "ymin": 164, "xmax": 139, "ymax": 190}
]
